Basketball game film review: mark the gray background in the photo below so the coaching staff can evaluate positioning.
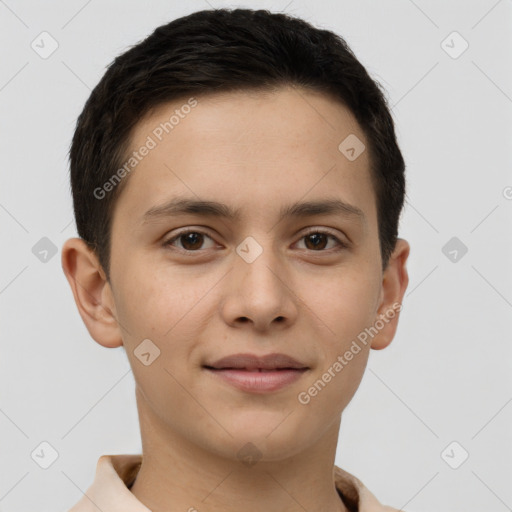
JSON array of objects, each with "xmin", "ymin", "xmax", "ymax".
[{"xmin": 1, "ymin": 1, "xmax": 511, "ymax": 511}]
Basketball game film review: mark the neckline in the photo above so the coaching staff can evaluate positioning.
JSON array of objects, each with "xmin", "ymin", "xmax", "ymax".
[{"xmin": 126, "ymin": 460, "xmax": 358, "ymax": 511}]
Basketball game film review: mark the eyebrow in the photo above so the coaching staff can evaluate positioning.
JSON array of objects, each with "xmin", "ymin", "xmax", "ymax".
[{"xmin": 141, "ymin": 197, "xmax": 366, "ymax": 226}]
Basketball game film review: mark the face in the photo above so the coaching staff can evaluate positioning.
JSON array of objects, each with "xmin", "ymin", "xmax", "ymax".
[{"xmin": 89, "ymin": 87, "xmax": 406, "ymax": 461}]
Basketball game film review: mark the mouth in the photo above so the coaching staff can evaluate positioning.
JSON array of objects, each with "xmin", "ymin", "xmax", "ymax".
[
  {"xmin": 205, "ymin": 352, "xmax": 309, "ymax": 371},
  {"xmin": 204, "ymin": 367, "xmax": 303, "ymax": 372},
  {"xmin": 203, "ymin": 353, "xmax": 309, "ymax": 393}
]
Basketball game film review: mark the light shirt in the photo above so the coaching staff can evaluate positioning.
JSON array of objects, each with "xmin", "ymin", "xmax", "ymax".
[{"xmin": 67, "ymin": 454, "xmax": 402, "ymax": 512}]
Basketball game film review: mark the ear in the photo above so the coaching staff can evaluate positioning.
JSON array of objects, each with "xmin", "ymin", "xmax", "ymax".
[
  {"xmin": 371, "ymin": 238, "xmax": 410, "ymax": 350},
  {"xmin": 61, "ymin": 237, "xmax": 123, "ymax": 348}
]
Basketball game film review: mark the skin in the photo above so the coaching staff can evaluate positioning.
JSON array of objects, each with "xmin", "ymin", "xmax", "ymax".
[{"xmin": 61, "ymin": 85, "xmax": 410, "ymax": 512}]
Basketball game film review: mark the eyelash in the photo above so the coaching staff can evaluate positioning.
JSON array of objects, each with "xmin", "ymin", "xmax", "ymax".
[{"xmin": 163, "ymin": 228, "xmax": 349, "ymax": 254}]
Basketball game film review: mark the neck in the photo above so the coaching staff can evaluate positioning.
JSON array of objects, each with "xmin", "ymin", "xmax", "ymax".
[{"xmin": 129, "ymin": 386, "xmax": 349, "ymax": 512}]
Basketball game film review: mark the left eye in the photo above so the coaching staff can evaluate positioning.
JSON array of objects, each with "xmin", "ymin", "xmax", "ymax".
[
  {"xmin": 164, "ymin": 230, "xmax": 346, "ymax": 252},
  {"xmin": 296, "ymin": 231, "xmax": 345, "ymax": 251}
]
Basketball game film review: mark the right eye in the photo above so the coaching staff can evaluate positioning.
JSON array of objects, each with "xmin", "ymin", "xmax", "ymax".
[{"xmin": 163, "ymin": 229, "xmax": 217, "ymax": 252}]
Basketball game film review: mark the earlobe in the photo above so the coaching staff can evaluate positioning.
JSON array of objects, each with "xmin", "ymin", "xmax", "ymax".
[
  {"xmin": 61, "ymin": 237, "xmax": 123, "ymax": 348},
  {"xmin": 371, "ymin": 238, "xmax": 410, "ymax": 350}
]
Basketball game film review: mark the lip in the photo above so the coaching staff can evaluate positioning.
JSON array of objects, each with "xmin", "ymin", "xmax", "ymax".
[
  {"xmin": 205, "ymin": 352, "xmax": 308, "ymax": 371},
  {"xmin": 205, "ymin": 368, "xmax": 308, "ymax": 393},
  {"xmin": 203, "ymin": 352, "xmax": 309, "ymax": 393}
]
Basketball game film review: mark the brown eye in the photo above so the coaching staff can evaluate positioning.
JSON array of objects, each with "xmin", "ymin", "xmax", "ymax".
[
  {"xmin": 165, "ymin": 230, "xmax": 215, "ymax": 251},
  {"xmin": 296, "ymin": 230, "xmax": 347, "ymax": 252},
  {"xmin": 179, "ymin": 232, "xmax": 204, "ymax": 250},
  {"xmin": 304, "ymin": 233, "xmax": 328, "ymax": 250}
]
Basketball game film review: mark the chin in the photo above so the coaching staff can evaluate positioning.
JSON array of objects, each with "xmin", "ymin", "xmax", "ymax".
[{"xmin": 221, "ymin": 416, "xmax": 312, "ymax": 460}]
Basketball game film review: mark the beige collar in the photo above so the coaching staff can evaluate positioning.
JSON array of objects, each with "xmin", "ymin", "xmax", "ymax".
[{"xmin": 68, "ymin": 454, "xmax": 400, "ymax": 512}]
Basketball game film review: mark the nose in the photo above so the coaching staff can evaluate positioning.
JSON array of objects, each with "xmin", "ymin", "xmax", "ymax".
[{"xmin": 220, "ymin": 242, "xmax": 299, "ymax": 332}]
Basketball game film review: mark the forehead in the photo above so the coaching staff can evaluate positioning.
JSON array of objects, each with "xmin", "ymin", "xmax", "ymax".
[{"xmin": 112, "ymin": 86, "xmax": 375, "ymax": 231}]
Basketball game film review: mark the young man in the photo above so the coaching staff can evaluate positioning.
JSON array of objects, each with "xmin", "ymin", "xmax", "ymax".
[{"xmin": 62, "ymin": 8, "xmax": 410, "ymax": 512}]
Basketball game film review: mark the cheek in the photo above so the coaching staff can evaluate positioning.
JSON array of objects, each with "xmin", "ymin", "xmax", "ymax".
[
  {"xmin": 113, "ymin": 259, "xmax": 184, "ymax": 331},
  {"xmin": 113, "ymin": 270, "xmax": 205, "ymax": 396},
  {"xmin": 301, "ymin": 268, "xmax": 378, "ymax": 405},
  {"xmin": 294, "ymin": 343, "xmax": 370, "ymax": 440},
  {"xmin": 111, "ymin": 262, "xmax": 220, "ymax": 368},
  {"xmin": 297, "ymin": 293, "xmax": 372, "ymax": 423},
  {"xmin": 313, "ymin": 267, "xmax": 380, "ymax": 342}
]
